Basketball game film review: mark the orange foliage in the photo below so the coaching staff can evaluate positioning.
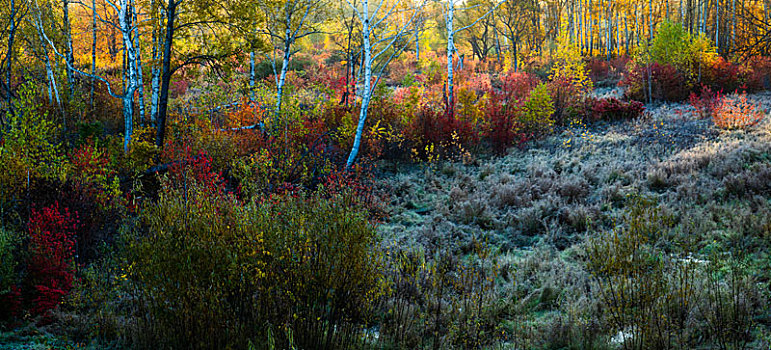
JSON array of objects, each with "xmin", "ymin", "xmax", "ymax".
[{"xmin": 712, "ymin": 92, "xmax": 766, "ymax": 129}]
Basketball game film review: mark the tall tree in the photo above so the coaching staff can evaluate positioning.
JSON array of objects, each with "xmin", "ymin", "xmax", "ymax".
[
  {"xmin": 498, "ymin": 0, "xmax": 532, "ymax": 71},
  {"xmin": 344, "ymin": 0, "xmax": 426, "ymax": 168},
  {"xmin": 39, "ymin": 0, "xmax": 142, "ymax": 152},
  {"xmin": 442, "ymin": 0, "xmax": 506, "ymax": 115},
  {"xmin": 257, "ymin": 0, "xmax": 327, "ymax": 116},
  {"xmin": 154, "ymin": 0, "xmax": 254, "ymax": 148}
]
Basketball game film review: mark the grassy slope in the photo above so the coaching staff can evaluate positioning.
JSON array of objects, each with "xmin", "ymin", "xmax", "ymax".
[{"xmin": 376, "ymin": 91, "xmax": 771, "ymax": 347}]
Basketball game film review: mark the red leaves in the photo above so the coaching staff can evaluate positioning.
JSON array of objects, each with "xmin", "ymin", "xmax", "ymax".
[
  {"xmin": 620, "ymin": 62, "xmax": 690, "ymax": 102},
  {"xmin": 689, "ymin": 85, "xmax": 724, "ymax": 119},
  {"xmin": 167, "ymin": 148, "xmax": 226, "ymax": 194},
  {"xmin": 26, "ymin": 202, "xmax": 79, "ymax": 317},
  {"xmin": 588, "ymin": 98, "xmax": 646, "ymax": 122},
  {"xmin": 0, "ymin": 285, "xmax": 21, "ymax": 321}
]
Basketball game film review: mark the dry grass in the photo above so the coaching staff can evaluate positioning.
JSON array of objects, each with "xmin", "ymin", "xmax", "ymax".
[{"xmin": 375, "ymin": 91, "xmax": 771, "ymax": 349}]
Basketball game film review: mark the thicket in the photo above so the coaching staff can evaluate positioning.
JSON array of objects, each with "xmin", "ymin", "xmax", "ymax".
[{"xmin": 1, "ymin": 18, "xmax": 770, "ymax": 349}]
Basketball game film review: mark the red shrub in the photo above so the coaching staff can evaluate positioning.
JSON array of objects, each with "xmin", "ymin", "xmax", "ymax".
[
  {"xmin": 0, "ymin": 286, "xmax": 21, "ymax": 321},
  {"xmin": 743, "ymin": 56, "xmax": 771, "ymax": 93},
  {"xmin": 165, "ymin": 149, "xmax": 226, "ymax": 194},
  {"xmin": 547, "ymin": 77, "xmax": 585, "ymax": 124},
  {"xmin": 620, "ymin": 63, "xmax": 691, "ymax": 102},
  {"xmin": 483, "ymin": 97, "xmax": 529, "ymax": 154},
  {"xmin": 322, "ymin": 165, "xmax": 383, "ymax": 218},
  {"xmin": 407, "ymin": 103, "xmax": 478, "ymax": 159},
  {"xmin": 587, "ymin": 97, "xmax": 646, "ymax": 122},
  {"xmin": 689, "ymin": 85, "xmax": 723, "ymax": 119},
  {"xmin": 170, "ymin": 80, "xmax": 189, "ymax": 98},
  {"xmin": 498, "ymin": 72, "xmax": 541, "ymax": 101},
  {"xmin": 26, "ymin": 202, "xmax": 79, "ymax": 316},
  {"xmin": 703, "ymin": 57, "xmax": 742, "ymax": 92},
  {"xmin": 712, "ymin": 92, "xmax": 765, "ymax": 130},
  {"xmin": 587, "ymin": 58, "xmax": 611, "ymax": 83},
  {"xmin": 70, "ymin": 143, "xmax": 117, "ymax": 207}
]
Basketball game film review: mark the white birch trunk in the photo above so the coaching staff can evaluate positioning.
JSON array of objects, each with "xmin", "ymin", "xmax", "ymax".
[
  {"xmin": 63, "ymin": 0, "xmax": 75, "ymax": 98},
  {"xmin": 249, "ymin": 51, "xmax": 256, "ymax": 102},
  {"xmin": 715, "ymin": 0, "xmax": 719, "ymax": 53},
  {"xmin": 150, "ymin": 8, "xmax": 164, "ymax": 124},
  {"xmin": 275, "ymin": 28, "xmax": 292, "ymax": 115},
  {"xmin": 447, "ymin": 2, "xmax": 455, "ymax": 109},
  {"xmin": 346, "ymin": 0, "xmax": 372, "ymax": 168},
  {"xmin": 133, "ymin": 5, "xmax": 146, "ymax": 123},
  {"xmin": 90, "ymin": 0, "xmax": 97, "ymax": 110},
  {"xmin": 120, "ymin": 0, "xmax": 138, "ymax": 152}
]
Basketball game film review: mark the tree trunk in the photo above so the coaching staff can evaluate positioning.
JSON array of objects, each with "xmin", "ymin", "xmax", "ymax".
[
  {"xmin": 150, "ymin": 7, "xmax": 163, "ymax": 124},
  {"xmin": 624, "ymin": 14, "xmax": 629, "ymax": 56},
  {"xmin": 133, "ymin": 2, "xmax": 146, "ymax": 124},
  {"xmin": 513, "ymin": 38, "xmax": 518, "ymax": 72},
  {"xmin": 120, "ymin": 0, "xmax": 138, "ymax": 152},
  {"xmin": 650, "ymin": 0, "xmax": 654, "ymax": 39},
  {"xmin": 63, "ymin": 0, "xmax": 75, "ymax": 98},
  {"xmin": 415, "ymin": 23, "xmax": 421, "ymax": 62},
  {"xmin": 346, "ymin": 0, "xmax": 372, "ymax": 168},
  {"xmin": 275, "ymin": 27, "xmax": 293, "ymax": 116},
  {"xmin": 606, "ymin": 0, "xmax": 612, "ymax": 61},
  {"xmin": 715, "ymin": 0, "xmax": 719, "ymax": 53},
  {"xmin": 446, "ymin": 2, "xmax": 455, "ymax": 115},
  {"xmin": 91, "ymin": 0, "xmax": 97, "ymax": 112},
  {"xmin": 588, "ymin": 0, "xmax": 593, "ymax": 56},
  {"xmin": 249, "ymin": 51, "xmax": 256, "ymax": 102},
  {"xmin": 155, "ymin": 0, "xmax": 176, "ymax": 148}
]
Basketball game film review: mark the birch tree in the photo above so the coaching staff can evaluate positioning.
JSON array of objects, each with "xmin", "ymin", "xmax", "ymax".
[
  {"xmin": 257, "ymin": 0, "xmax": 327, "ymax": 116},
  {"xmin": 37, "ymin": 0, "xmax": 142, "ymax": 152},
  {"xmin": 344, "ymin": 0, "xmax": 427, "ymax": 168},
  {"xmin": 442, "ymin": 0, "xmax": 506, "ymax": 116}
]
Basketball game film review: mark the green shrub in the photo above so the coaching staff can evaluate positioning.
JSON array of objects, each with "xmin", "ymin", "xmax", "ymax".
[
  {"xmin": 0, "ymin": 227, "xmax": 18, "ymax": 295},
  {"xmin": 0, "ymin": 82, "xmax": 67, "ymax": 206},
  {"xmin": 518, "ymin": 83, "xmax": 555, "ymax": 137},
  {"xmin": 123, "ymin": 178, "xmax": 382, "ymax": 349},
  {"xmin": 585, "ymin": 195, "xmax": 763, "ymax": 350},
  {"xmin": 643, "ymin": 20, "xmax": 717, "ymax": 79},
  {"xmin": 0, "ymin": 227, "xmax": 20, "ymax": 322},
  {"xmin": 379, "ymin": 244, "xmax": 503, "ymax": 349}
]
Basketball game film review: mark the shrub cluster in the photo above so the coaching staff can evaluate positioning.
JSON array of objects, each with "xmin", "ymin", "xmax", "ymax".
[
  {"xmin": 586, "ymin": 97, "xmax": 646, "ymax": 122},
  {"xmin": 124, "ymin": 174, "xmax": 382, "ymax": 349}
]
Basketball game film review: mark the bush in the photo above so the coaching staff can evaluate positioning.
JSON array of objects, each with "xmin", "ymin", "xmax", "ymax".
[
  {"xmin": 587, "ymin": 97, "xmax": 645, "ymax": 122},
  {"xmin": 0, "ymin": 227, "xmax": 20, "ymax": 322},
  {"xmin": 407, "ymin": 103, "xmax": 477, "ymax": 161},
  {"xmin": 743, "ymin": 56, "xmax": 771, "ymax": 92},
  {"xmin": 702, "ymin": 57, "xmax": 742, "ymax": 92},
  {"xmin": 547, "ymin": 77, "xmax": 586, "ymax": 125},
  {"xmin": 124, "ymin": 182, "xmax": 382, "ymax": 349},
  {"xmin": 712, "ymin": 92, "xmax": 765, "ymax": 130},
  {"xmin": 647, "ymin": 20, "xmax": 717, "ymax": 78},
  {"xmin": 379, "ymin": 245, "xmax": 503, "ymax": 349},
  {"xmin": 688, "ymin": 85, "xmax": 723, "ymax": 119},
  {"xmin": 549, "ymin": 33, "xmax": 593, "ymax": 92},
  {"xmin": 484, "ymin": 94, "xmax": 528, "ymax": 154},
  {"xmin": 26, "ymin": 202, "xmax": 79, "ymax": 317},
  {"xmin": 620, "ymin": 62, "xmax": 690, "ymax": 102},
  {"xmin": 519, "ymin": 83, "xmax": 555, "ymax": 137},
  {"xmin": 497, "ymin": 71, "xmax": 541, "ymax": 102},
  {"xmin": 0, "ymin": 83, "xmax": 67, "ymax": 207}
]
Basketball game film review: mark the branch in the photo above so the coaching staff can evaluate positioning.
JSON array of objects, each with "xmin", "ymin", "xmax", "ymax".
[{"xmin": 453, "ymin": 0, "xmax": 507, "ymax": 34}]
